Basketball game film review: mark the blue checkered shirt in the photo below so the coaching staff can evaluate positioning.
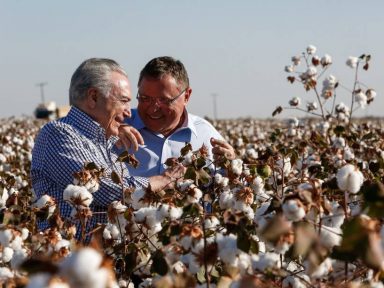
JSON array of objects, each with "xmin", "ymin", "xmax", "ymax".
[{"xmin": 31, "ymin": 106, "xmax": 148, "ymax": 236}]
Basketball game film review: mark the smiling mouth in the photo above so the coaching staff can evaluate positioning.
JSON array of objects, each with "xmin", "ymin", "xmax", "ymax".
[{"xmin": 149, "ymin": 115, "xmax": 162, "ymax": 120}]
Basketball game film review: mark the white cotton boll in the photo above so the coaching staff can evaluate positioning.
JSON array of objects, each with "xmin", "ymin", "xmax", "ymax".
[
  {"xmin": 9, "ymin": 235, "xmax": 23, "ymax": 251},
  {"xmin": 292, "ymin": 55, "xmax": 301, "ymax": 65},
  {"xmin": 157, "ymin": 204, "xmax": 170, "ymax": 219},
  {"xmin": 282, "ymin": 200, "xmax": 306, "ymax": 222},
  {"xmin": 78, "ymin": 189, "xmax": 93, "ymax": 207},
  {"xmin": 231, "ymin": 159, "xmax": 243, "ymax": 176},
  {"xmin": 84, "ymin": 178, "xmax": 100, "ymax": 193},
  {"xmin": 336, "ymin": 164, "xmax": 364, "ymax": 194},
  {"xmin": 366, "ymin": 89, "xmax": 377, "ymax": 101},
  {"xmin": 0, "ymin": 229, "xmax": 13, "ymax": 247},
  {"xmin": 346, "ymin": 56, "xmax": 358, "ymax": 68},
  {"xmin": 180, "ymin": 235, "xmax": 192, "ymax": 250},
  {"xmin": 169, "ymin": 206, "xmax": 183, "ymax": 220},
  {"xmin": 320, "ymin": 226, "xmax": 342, "ymax": 249},
  {"xmin": 305, "ymin": 66, "xmax": 317, "ymax": 77},
  {"xmin": 216, "ymin": 233, "xmax": 238, "ymax": 265},
  {"xmin": 219, "ymin": 189, "xmax": 235, "ymax": 209},
  {"xmin": 180, "ymin": 253, "xmax": 200, "ymax": 274},
  {"xmin": 214, "ymin": 173, "xmax": 229, "ymax": 187},
  {"xmin": 131, "ymin": 188, "xmax": 146, "ymax": 209},
  {"xmin": 235, "ymin": 138, "xmax": 244, "ymax": 147},
  {"xmin": 251, "ymin": 176, "xmax": 264, "ymax": 193},
  {"xmin": 355, "ymin": 91, "xmax": 368, "ymax": 108},
  {"xmin": 246, "ymin": 148, "xmax": 258, "ymax": 159},
  {"xmin": 10, "ymin": 248, "xmax": 28, "ymax": 269},
  {"xmin": 252, "ymin": 252, "xmax": 281, "ymax": 271},
  {"xmin": 306, "ymin": 257, "xmax": 332, "ymax": 279},
  {"xmin": 323, "ymin": 74, "xmax": 337, "ymax": 89},
  {"xmin": 60, "ymin": 248, "xmax": 106, "ymax": 287},
  {"xmin": 289, "ymin": 96, "xmax": 301, "ymax": 107},
  {"xmin": 282, "ymin": 274, "xmax": 311, "ymax": 288},
  {"xmin": 276, "ymin": 157, "xmax": 292, "ymax": 177},
  {"xmin": 0, "ymin": 267, "xmax": 13, "ymax": 281},
  {"xmin": 187, "ymin": 186, "xmax": 203, "ymax": 204},
  {"xmin": 343, "ymin": 146, "xmax": 355, "ymax": 160},
  {"xmin": 285, "ymin": 65, "xmax": 294, "ymax": 73},
  {"xmin": 332, "ymin": 136, "xmax": 345, "ymax": 149},
  {"xmin": 306, "ymin": 101, "xmax": 318, "ymax": 111},
  {"xmin": 2, "ymin": 247, "xmax": 14, "ymax": 263},
  {"xmin": 237, "ymin": 251, "xmax": 251, "ymax": 273},
  {"xmin": 287, "ymin": 117, "xmax": 299, "ymax": 128},
  {"xmin": 205, "ymin": 216, "xmax": 220, "ymax": 230},
  {"xmin": 172, "ymin": 261, "xmax": 187, "ymax": 274},
  {"xmin": 21, "ymin": 228, "xmax": 29, "ymax": 241},
  {"xmin": 0, "ymin": 188, "xmax": 9, "ymax": 208},
  {"xmin": 63, "ymin": 184, "xmax": 78, "ymax": 202},
  {"xmin": 321, "ymin": 54, "xmax": 332, "ymax": 66},
  {"xmin": 307, "ymin": 45, "xmax": 317, "ymax": 55},
  {"xmin": 54, "ymin": 239, "xmax": 71, "ymax": 252},
  {"xmin": 177, "ymin": 179, "xmax": 195, "ymax": 192},
  {"xmin": 0, "ymin": 153, "xmax": 6, "ymax": 163},
  {"xmin": 182, "ymin": 151, "xmax": 194, "ymax": 166},
  {"xmin": 26, "ymin": 273, "xmax": 55, "ymax": 288}
]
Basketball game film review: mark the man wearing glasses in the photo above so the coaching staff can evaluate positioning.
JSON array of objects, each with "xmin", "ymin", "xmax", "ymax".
[
  {"xmin": 120, "ymin": 56, "xmax": 235, "ymax": 177},
  {"xmin": 31, "ymin": 58, "xmax": 184, "ymax": 237}
]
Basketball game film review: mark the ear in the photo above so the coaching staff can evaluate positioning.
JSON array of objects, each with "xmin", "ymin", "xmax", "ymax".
[
  {"xmin": 183, "ymin": 87, "xmax": 192, "ymax": 104},
  {"xmin": 86, "ymin": 87, "xmax": 99, "ymax": 109}
]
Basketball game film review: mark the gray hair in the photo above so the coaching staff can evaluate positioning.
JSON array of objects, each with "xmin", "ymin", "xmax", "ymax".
[{"xmin": 69, "ymin": 58, "xmax": 128, "ymax": 106}]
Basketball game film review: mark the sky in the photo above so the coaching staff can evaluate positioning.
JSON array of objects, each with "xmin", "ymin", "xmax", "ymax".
[{"xmin": 1, "ymin": 0, "xmax": 384, "ymax": 119}]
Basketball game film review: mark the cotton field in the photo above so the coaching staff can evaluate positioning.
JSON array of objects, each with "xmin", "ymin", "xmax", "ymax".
[{"xmin": 1, "ymin": 115, "xmax": 384, "ymax": 288}]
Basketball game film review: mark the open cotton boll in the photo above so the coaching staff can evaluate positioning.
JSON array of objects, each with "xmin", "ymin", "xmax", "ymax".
[
  {"xmin": 204, "ymin": 216, "xmax": 220, "ymax": 230},
  {"xmin": 10, "ymin": 248, "xmax": 28, "ymax": 269},
  {"xmin": 2, "ymin": 247, "xmax": 14, "ymax": 263},
  {"xmin": 0, "ymin": 229, "xmax": 13, "ymax": 247},
  {"xmin": 103, "ymin": 223, "xmax": 121, "ymax": 240},
  {"xmin": 252, "ymin": 252, "xmax": 281, "ymax": 271},
  {"xmin": 336, "ymin": 164, "xmax": 364, "ymax": 194},
  {"xmin": 320, "ymin": 226, "xmax": 342, "ymax": 249},
  {"xmin": 282, "ymin": 274, "xmax": 311, "ymax": 288},
  {"xmin": 214, "ymin": 173, "xmax": 229, "ymax": 187},
  {"xmin": 0, "ymin": 267, "xmax": 15, "ymax": 282},
  {"xmin": 131, "ymin": 187, "xmax": 146, "ymax": 210},
  {"xmin": 59, "ymin": 247, "xmax": 112, "ymax": 288},
  {"xmin": 231, "ymin": 159, "xmax": 243, "ymax": 175},
  {"xmin": 282, "ymin": 199, "xmax": 306, "ymax": 222},
  {"xmin": 177, "ymin": 179, "xmax": 195, "ymax": 192},
  {"xmin": 219, "ymin": 188, "xmax": 234, "ymax": 209}
]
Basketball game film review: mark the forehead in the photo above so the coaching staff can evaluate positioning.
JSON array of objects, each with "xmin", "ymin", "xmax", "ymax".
[
  {"xmin": 139, "ymin": 75, "xmax": 181, "ymax": 92},
  {"xmin": 111, "ymin": 72, "xmax": 131, "ymax": 93}
]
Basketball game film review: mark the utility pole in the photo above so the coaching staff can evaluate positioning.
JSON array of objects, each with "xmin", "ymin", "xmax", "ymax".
[
  {"xmin": 36, "ymin": 82, "xmax": 48, "ymax": 103},
  {"xmin": 211, "ymin": 93, "xmax": 218, "ymax": 120}
]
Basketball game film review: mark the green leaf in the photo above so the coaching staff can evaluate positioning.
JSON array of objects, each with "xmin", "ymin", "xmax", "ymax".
[
  {"xmin": 184, "ymin": 167, "xmax": 197, "ymax": 181},
  {"xmin": 333, "ymin": 125, "xmax": 345, "ymax": 136},
  {"xmin": 111, "ymin": 171, "xmax": 121, "ymax": 185},
  {"xmin": 180, "ymin": 143, "xmax": 193, "ymax": 156},
  {"xmin": 196, "ymin": 266, "xmax": 206, "ymax": 283}
]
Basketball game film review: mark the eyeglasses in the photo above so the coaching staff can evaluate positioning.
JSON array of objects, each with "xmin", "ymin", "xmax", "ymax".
[{"xmin": 136, "ymin": 88, "xmax": 187, "ymax": 106}]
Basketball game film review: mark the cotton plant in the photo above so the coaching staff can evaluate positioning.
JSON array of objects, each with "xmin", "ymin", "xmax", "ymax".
[{"xmin": 274, "ymin": 45, "xmax": 375, "ymax": 123}]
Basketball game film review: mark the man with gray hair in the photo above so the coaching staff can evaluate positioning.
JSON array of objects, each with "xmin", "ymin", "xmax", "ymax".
[{"xmin": 31, "ymin": 58, "xmax": 182, "ymax": 238}]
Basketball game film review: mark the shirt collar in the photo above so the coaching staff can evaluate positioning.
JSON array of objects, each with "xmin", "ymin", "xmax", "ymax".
[{"xmin": 65, "ymin": 106, "xmax": 111, "ymax": 141}]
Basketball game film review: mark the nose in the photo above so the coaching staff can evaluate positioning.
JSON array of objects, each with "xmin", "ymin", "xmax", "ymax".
[{"xmin": 123, "ymin": 106, "xmax": 131, "ymax": 118}]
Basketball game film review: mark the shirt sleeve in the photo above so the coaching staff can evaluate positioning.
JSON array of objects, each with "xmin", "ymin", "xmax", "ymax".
[{"xmin": 32, "ymin": 123, "xmax": 147, "ymax": 208}]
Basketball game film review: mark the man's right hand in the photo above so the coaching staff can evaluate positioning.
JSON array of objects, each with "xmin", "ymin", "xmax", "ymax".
[{"xmin": 117, "ymin": 124, "xmax": 144, "ymax": 152}]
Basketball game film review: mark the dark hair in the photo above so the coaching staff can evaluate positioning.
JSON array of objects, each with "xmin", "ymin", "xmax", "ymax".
[
  {"xmin": 138, "ymin": 56, "xmax": 189, "ymax": 89},
  {"xmin": 69, "ymin": 58, "xmax": 127, "ymax": 106}
]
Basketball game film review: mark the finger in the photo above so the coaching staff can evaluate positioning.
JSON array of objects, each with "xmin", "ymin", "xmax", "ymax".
[
  {"xmin": 211, "ymin": 138, "xmax": 231, "ymax": 149},
  {"xmin": 130, "ymin": 128, "xmax": 144, "ymax": 146},
  {"xmin": 126, "ymin": 132, "xmax": 139, "ymax": 152}
]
